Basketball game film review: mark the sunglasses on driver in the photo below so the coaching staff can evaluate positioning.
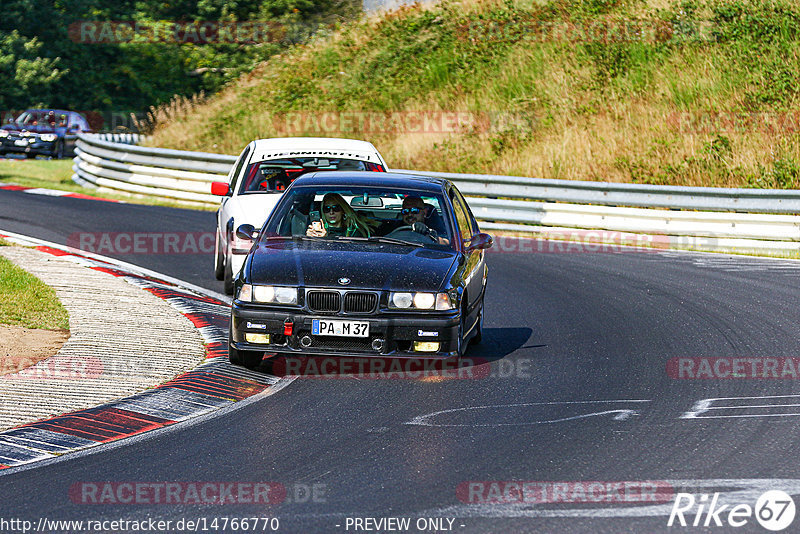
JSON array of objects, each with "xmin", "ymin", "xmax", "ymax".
[{"xmin": 323, "ymin": 205, "xmax": 343, "ymax": 213}]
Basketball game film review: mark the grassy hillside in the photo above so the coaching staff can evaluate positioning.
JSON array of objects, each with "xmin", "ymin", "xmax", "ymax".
[{"xmin": 147, "ymin": 0, "xmax": 800, "ymax": 188}]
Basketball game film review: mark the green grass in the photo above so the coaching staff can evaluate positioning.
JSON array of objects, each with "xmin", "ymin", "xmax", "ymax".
[
  {"xmin": 143, "ymin": 0, "xmax": 800, "ymax": 189},
  {"xmin": 0, "ymin": 159, "xmax": 216, "ymax": 211},
  {"xmin": 0, "ymin": 255, "xmax": 69, "ymax": 330}
]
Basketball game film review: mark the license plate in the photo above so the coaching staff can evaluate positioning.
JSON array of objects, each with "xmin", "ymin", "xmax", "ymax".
[
  {"xmin": 312, "ymin": 319, "xmax": 369, "ymax": 337},
  {"xmin": 14, "ymin": 140, "xmax": 27, "ymax": 146}
]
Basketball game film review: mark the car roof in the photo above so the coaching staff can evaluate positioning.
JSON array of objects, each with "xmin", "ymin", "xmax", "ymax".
[
  {"xmin": 251, "ymin": 137, "xmax": 380, "ymax": 155},
  {"xmin": 290, "ymin": 171, "xmax": 450, "ymax": 193},
  {"xmin": 24, "ymin": 109, "xmax": 71, "ymax": 115}
]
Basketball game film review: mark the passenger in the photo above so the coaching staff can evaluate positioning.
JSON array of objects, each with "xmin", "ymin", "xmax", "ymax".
[
  {"xmin": 306, "ymin": 193, "xmax": 376, "ymax": 238},
  {"xmin": 401, "ymin": 196, "xmax": 449, "ymax": 245}
]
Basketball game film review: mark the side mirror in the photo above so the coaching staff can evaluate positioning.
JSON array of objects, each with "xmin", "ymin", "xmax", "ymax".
[
  {"xmin": 465, "ymin": 232, "xmax": 493, "ymax": 251},
  {"xmin": 211, "ymin": 181, "xmax": 232, "ymax": 196},
  {"xmin": 236, "ymin": 224, "xmax": 258, "ymax": 241}
]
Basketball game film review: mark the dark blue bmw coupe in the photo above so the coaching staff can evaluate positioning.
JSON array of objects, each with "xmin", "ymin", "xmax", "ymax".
[{"xmin": 228, "ymin": 171, "xmax": 492, "ymax": 370}]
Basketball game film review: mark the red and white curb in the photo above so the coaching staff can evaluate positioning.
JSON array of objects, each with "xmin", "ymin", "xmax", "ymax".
[
  {"xmin": 0, "ymin": 183, "xmax": 121, "ymax": 202},
  {"xmin": 0, "ymin": 230, "xmax": 290, "ymax": 472}
]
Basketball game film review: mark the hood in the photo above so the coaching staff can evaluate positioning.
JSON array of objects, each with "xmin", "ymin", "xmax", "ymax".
[
  {"xmin": 231, "ymin": 193, "xmax": 283, "ymax": 230},
  {"xmin": 2, "ymin": 123, "xmax": 61, "ymax": 134},
  {"xmin": 247, "ymin": 240, "xmax": 458, "ymax": 293}
]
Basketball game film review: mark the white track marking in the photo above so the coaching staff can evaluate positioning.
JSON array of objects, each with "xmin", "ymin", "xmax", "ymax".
[{"xmin": 405, "ymin": 400, "xmax": 650, "ymax": 427}]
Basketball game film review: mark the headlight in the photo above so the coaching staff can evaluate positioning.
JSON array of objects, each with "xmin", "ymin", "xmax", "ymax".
[
  {"xmin": 389, "ymin": 292, "xmax": 454, "ymax": 310},
  {"xmin": 239, "ymin": 284, "xmax": 298, "ymax": 305},
  {"xmin": 39, "ymin": 134, "xmax": 57, "ymax": 142},
  {"xmin": 0, "ymin": 130, "xmax": 8, "ymax": 138},
  {"xmin": 390, "ymin": 292, "xmax": 413, "ymax": 309},
  {"xmin": 413, "ymin": 292, "xmax": 435, "ymax": 309},
  {"xmin": 274, "ymin": 287, "xmax": 297, "ymax": 304}
]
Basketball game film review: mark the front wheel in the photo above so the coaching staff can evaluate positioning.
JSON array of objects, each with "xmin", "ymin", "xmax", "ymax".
[
  {"xmin": 214, "ymin": 232, "xmax": 225, "ymax": 280},
  {"xmin": 228, "ymin": 332, "xmax": 263, "ymax": 370},
  {"xmin": 223, "ymin": 251, "xmax": 234, "ymax": 295},
  {"xmin": 471, "ymin": 299, "xmax": 484, "ymax": 345}
]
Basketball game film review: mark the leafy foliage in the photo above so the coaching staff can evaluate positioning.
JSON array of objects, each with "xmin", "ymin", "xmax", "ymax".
[{"xmin": 0, "ymin": 0, "xmax": 360, "ymax": 117}]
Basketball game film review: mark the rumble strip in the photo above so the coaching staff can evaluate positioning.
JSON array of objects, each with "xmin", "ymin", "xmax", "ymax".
[{"xmin": 0, "ymin": 230, "xmax": 282, "ymax": 472}]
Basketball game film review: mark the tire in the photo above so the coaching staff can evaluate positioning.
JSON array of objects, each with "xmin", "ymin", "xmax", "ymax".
[
  {"xmin": 52, "ymin": 141, "xmax": 64, "ymax": 159},
  {"xmin": 456, "ymin": 300, "xmax": 466, "ymax": 358},
  {"xmin": 214, "ymin": 232, "xmax": 225, "ymax": 280},
  {"xmin": 471, "ymin": 299, "xmax": 484, "ymax": 345},
  {"xmin": 24, "ymin": 152, "xmax": 36, "ymax": 159},
  {"xmin": 223, "ymin": 253, "xmax": 234, "ymax": 295},
  {"xmin": 228, "ymin": 331, "xmax": 263, "ymax": 370}
]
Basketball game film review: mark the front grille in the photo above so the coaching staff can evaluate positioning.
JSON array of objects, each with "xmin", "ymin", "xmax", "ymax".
[
  {"xmin": 301, "ymin": 333, "xmax": 375, "ymax": 352},
  {"xmin": 307, "ymin": 291, "xmax": 340, "ymax": 312},
  {"xmin": 344, "ymin": 292, "xmax": 377, "ymax": 314}
]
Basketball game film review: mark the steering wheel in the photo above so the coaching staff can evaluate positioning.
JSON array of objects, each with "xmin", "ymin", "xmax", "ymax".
[{"xmin": 385, "ymin": 225, "xmax": 437, "ymax": 242}]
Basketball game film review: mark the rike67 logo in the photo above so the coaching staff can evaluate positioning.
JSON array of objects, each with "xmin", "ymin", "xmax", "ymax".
[{"xmin": 668, "ymin": 490, "xmax": 796, "ymax": 531}]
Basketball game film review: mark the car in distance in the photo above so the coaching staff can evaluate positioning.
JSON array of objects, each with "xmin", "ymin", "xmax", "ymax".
[
  {"xmin": 228, "ymin": 171, "xmax": 492, "ymax": 370},
  {"xmin": 0, "ymin": 109, "xmax": 92, "ymax": 159},
  {"xmin": 211, "ymin": 137, "xmax": 387, "ymax": 294}
]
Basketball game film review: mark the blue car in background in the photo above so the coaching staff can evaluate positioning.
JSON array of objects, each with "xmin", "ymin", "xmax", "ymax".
[{"xmin": 0, "ymin": 109, "xmax": 92, "ymax": 159}]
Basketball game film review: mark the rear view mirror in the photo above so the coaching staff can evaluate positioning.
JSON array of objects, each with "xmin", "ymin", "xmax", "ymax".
[
  {"xmin": 211, "ymin": 181, "xmax": 231, "ymax": 196},
  {"xmin": 465, "ymin": 233, "xmax": 493, "ymax": 251},
  {"xmin": 236, "ymin": 224, "xmax": 258, "ymax": 241}
]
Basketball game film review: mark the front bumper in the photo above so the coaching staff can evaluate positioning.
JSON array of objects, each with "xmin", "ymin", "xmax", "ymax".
[
  {"xmin": 231, "ymin": 303, "xmax": 461, "ymax": 359},
  {"xmin": 0, "ymin": 139, "xmax": 56, "ymax": 156}
]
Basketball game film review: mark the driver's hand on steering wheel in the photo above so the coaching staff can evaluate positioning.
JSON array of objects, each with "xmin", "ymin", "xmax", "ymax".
[{"xmin": 412, "ymin": 222, "xmax": 430, "ymax": 235}]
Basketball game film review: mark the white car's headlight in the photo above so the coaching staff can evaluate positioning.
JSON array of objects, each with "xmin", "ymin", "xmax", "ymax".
[
  {"xmin": 39, "ymin": 134, "xmax": 57, "ymax": 142},
  {"xmin": 0, "ymin": 130, "xmax": 8, "ymax": 138},
  {"xmin": 239, "ymin": 284, "xmax": 298, "ymax": 305},
  {"xmin": 389, "ymin": 292, "xmax": 454, "ymax": 310}
]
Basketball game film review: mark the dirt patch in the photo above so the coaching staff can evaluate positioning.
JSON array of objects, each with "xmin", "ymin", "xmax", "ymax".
[{"xmin": 0, "ymin": 325, "xmax": 69, "ymax": 376}]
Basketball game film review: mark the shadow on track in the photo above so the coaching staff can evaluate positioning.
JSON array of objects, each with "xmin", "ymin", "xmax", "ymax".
[{"xmin": 253, "ymin": 327, "xmax": 534, "ymax": 379}]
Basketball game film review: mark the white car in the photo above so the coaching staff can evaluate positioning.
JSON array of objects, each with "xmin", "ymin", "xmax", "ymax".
[{"xmin": 211, "ymin": 137, "xmax": 388, "ymax": 293}]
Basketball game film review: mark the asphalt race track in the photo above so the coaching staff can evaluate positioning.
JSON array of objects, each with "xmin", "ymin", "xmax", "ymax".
[{"xmin": 3, "ymin": 188, "xmax": 800, "ymax": 533}]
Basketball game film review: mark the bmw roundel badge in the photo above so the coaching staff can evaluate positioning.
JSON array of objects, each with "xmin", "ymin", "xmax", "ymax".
[{"xmin": 338, "ymin": 277, "xmax": 351, "ymax": 285}]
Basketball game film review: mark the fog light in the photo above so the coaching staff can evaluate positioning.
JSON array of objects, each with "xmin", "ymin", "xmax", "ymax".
[
  {"xmin": 413, "ymin": 341, "xmax": 440, "ymax": 352},
  {"xmin": 245, "ymin": 333, "xmax": 271, "ymax": 344}
]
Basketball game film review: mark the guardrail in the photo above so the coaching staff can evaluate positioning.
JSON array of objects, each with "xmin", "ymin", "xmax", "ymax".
[
  {"xmin": 73, "ymin": 134, "xmax": 236, "ymax": 205},
  {"xmin": 72, "ymin": 133, "xmax": 800, "ymax": 255},
  {"xmin": 93, "ymin": 133, "xmax": 144, "ymax": 145}
]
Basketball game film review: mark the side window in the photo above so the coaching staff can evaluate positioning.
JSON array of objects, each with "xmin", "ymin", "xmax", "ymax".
[
  {"xmin": 455, "ymin": 187, "xmax": 481, "ymax": 234},
  {"xmin": 76, "ymin": 115, "xmax": 90, "ymax": 131},
  {"xmin": 450, "ymin": 190, "xmax": 472, "ymax": 244},
  {"xmin": 229, "ymin": 145, "xmax": 251, "ymax": 192}
]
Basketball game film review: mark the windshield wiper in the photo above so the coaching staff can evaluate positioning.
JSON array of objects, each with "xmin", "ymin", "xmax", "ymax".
[
  {"xmin": 261, "ymin": 235, "xmax": 324, "ymax": 242},
  {"xmin": 339, "ymin": 236, "xmax": 424, "ymax": 248}
]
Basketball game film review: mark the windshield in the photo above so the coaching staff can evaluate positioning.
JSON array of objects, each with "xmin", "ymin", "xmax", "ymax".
[
  {"xmin": 238, "ymin": 158, "xmax": 385, "ymax": 194},
  {"xmin": 262, "ymin": 186, "xmax": 454, "ymax": 249},
  {"xmin": 15, "ymin": 110, "xmax": 65, "ymax": 126}
]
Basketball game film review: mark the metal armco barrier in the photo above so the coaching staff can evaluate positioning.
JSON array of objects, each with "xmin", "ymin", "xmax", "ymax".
[
  {"xmin": 73, "ymin": 134, "xmax": 237, "ymax": 205},
  {"xmin": 71, "ymin": 134, "xmax": 800, "ymax": 255},
  {"xmin": 93, "ymin": 133, "xmax": 144, "ymax": 145}
]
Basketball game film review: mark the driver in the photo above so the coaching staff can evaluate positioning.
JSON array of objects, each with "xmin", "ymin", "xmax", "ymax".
[{"xmin": 401, "ymin": 196, "xmax": 449, "ymax": 245}]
